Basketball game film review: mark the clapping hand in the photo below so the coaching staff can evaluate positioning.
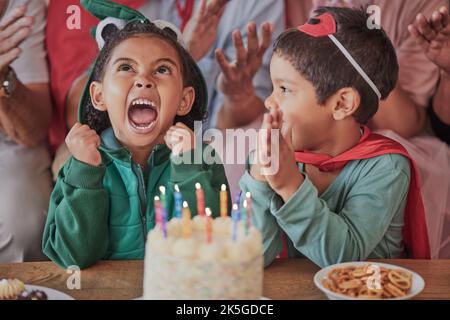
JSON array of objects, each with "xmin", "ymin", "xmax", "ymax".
[
  {"xmin": 183, "ymin": 0, "xmax": 228, "ymax": 61},
  {"xmin": 408, "ymin": 6, "xmax": 450, "ymax": 74},
  {"xmin": 0, "ymin": 4, "xmax": 33, "ymax": 78}
]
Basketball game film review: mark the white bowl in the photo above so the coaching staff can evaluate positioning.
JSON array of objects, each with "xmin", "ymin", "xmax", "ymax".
[{"xmin": 313, "ymin": 261, "xmax": 425, "ymax": 300}]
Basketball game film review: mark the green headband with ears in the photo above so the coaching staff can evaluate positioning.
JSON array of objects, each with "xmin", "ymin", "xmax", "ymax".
[{"xmin": 81, "ymin": 0, "xmax": 146, "ymax": 24}]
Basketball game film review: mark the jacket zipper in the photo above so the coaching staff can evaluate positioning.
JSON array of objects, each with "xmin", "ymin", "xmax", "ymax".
[{"xmin": 134, "ymin": 163, "xmax": 148, "ymax": 240}]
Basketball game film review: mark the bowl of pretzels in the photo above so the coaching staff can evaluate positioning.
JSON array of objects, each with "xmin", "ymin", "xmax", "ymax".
[{"xmin": 314, "ymin": 262, "xmax": 425, "ymax": 300}]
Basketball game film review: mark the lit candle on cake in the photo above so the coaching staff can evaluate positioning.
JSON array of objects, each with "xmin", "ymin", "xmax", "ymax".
[
  {"xmin": 154, "ymin": 196, "xmax": 162, "ymax": 225},
  {"xmin": 205, "ymin": 208, "xmax": 213, "ymax": 244},
  {"xmin": 232, "ymin": 204, "xmax": 239, "ymax": 242},
  {"xmin": 234, "ymin": 192, "xmax": 241, "ymax": 208},
  {"xmin": 174, "ymin": 184, "xmax": 183, "ymax": 218},
  {"xmin": 243, "ymin": 200, "xmax": 249, "ymax": 236},
  {"xmin": 159, "ymin": 187, "xmax": 167, "ymax": 238},
  {"xmin": 220, "ymin": 184, "xmax": 228, "ymax": 218},
  {"xmin": 245, "ymin": 192, "xmax": 252, "ymax": 229},
  {"xmin": 182, "ymin": 201, "xmax": 191, "ymax": 238},
  {"xmin": 162, "ymin": 209, "xmax": 167, "ymax": 239},
  {"xmin": 195, "ymin": 183, "xmax": 205, "ymax": 216},
  {"xmin": 159, "ymin": 186, "xmax": 166, "ymax": 211}
]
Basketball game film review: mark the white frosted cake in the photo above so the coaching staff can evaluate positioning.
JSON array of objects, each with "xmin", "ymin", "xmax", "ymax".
[{"xmin": 143, "ymin": 215, "xmax": 263, "ymax": 300}]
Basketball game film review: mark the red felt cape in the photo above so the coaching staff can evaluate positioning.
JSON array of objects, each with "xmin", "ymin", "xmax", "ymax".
[{"xmin": 280, "ymin": 126, "xmax": 430, "ymax": 259}]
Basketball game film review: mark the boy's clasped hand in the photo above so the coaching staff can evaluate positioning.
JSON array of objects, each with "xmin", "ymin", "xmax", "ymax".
[{"xmin": 251, "ymin": 107, "xmax": 304, "ymax": 203}]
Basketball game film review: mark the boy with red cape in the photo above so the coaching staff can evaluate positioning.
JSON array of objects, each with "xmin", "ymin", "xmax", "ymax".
[{"xmin": 240, "ymin": 7, "xmax": 430, "ymax": 268}]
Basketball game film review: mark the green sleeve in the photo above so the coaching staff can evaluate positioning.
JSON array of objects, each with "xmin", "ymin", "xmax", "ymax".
[
  {"xmin": 168, "ymin": 145, "xmax": 231, "ymax": 218},
  {"xmin": 270, "ymin": 167, "xmax": 410, "ymax": 268},
  {"xmin": 42, "ymin": 157, "xmax": 109, "ymax": 269},
  {"xmin": 239, "ymin": 170, "xmax": 283, "ymax": 267}
]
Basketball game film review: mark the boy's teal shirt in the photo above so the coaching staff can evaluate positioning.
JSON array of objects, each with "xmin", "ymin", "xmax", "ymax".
[
  {"xmin": 43, "ymin": 128, "xmax": 230, "ymax": 269},
  {"xmin": 240, "ymin": 153, "xmax": 411, "ymax": 268}
]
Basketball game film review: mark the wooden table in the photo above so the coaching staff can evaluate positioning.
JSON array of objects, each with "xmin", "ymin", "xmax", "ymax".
[{"xmin": 0, "ymin": 259, "xmax": 449, "ymax": 300}]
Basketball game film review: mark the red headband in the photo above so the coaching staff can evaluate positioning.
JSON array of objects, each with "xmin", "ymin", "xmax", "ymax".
[
  {"xmin": 296, "ymin": 12, "xmax": 382, "ymax": 100},
  {"xmin": 298, "ymin": 13, "xmax": 336, "ymax": 37}
]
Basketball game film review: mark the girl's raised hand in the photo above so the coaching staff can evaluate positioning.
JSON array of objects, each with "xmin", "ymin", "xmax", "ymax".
[
  {"xmin": 65, "ymin": 123, "xmax": 102, "ymax": 167},
  {"xmin": 164, "ymin": 122, "xmax": 196, "ymax": 156}
]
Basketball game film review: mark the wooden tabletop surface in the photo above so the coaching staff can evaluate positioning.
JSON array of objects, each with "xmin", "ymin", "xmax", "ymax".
[{"xmin": 1, "ymin": 259, "xmax": 449, "ymax": 300}]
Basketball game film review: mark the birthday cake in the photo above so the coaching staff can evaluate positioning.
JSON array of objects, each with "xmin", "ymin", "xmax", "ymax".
[{"xmin": 143, "ymin": 201, "xmax": 263, "ymax": 300}]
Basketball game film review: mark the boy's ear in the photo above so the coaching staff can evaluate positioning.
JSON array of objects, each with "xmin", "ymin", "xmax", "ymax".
[
  {"xmin": 90, "ymin": 81, "xmax": 107, "ymax": 111},
  {"xmin": 177, "ymin": 86, "xmax": 195, "ymax": 116},
  {"xmin": 330, "ymin": 87, "xmax": 360, "ymax": 121}
]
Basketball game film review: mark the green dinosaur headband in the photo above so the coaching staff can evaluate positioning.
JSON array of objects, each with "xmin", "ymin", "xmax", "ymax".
[{"xmin": 78, "ymin": 0, "xmax": 208, "ymax": 125}]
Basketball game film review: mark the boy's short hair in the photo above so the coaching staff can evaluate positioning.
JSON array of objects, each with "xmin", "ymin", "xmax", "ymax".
[{"xmin": 274, "ymin": 6, "xmax": 399, "ymax": 124}]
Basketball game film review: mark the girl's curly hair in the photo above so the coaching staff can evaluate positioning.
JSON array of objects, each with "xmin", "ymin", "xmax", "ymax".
[{"xmin": 81, "ymin": 20, "xmax": 207, "ymax": 133}]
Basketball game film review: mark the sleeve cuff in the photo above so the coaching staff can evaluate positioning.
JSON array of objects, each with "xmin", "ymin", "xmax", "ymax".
[
  {"xmin": 239, "ymin": 169, "xmax": 277, "ymax": 195},
  {"xmin": 64, "ymin": 157, "xmax": 106, "ymax": 189},
  {"xmin": 270, "ymin": 174, "xmax": 319, "ymax": 219}
]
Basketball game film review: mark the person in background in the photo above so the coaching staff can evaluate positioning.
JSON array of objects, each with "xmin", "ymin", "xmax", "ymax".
[
  {"xmin": 408, "ymin": 5, "xmax": 450, "ymax": 258},
  {"xmin": 0, "ymin": 0, "xmax": 52, "ymax": 262},
  {"xmin": 409, "ymin": 5, "xmax": 450, "ymax": 145}
]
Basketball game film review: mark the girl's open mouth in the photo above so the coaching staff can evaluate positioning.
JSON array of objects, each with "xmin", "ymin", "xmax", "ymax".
[{"xmin": 127, "ymin": 98, "xmax": 158, "ymax": 134}]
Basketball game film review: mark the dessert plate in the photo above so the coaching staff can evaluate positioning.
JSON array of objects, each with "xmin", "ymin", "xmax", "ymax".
[{"xmin": 24, "ymin": 285, "xmax": 75, "ymax": 300}]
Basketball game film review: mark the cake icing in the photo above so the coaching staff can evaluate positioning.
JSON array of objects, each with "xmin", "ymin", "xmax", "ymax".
[{"xmin": 143, "ymin": 216, "xmax": 263, "ymax": 300}]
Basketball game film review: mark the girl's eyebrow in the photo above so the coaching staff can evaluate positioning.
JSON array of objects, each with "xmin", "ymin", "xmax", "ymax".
[
  {"xmin": 112, "ymin": 57, "xmax": 179, "ymax": 69},
  {"xmin": 154, "ymin": 58, "xmax": 179, "ymax": 68},
  {"xmin": 113, "ymin": 57, "xmax": 137, "ymax": 65}
]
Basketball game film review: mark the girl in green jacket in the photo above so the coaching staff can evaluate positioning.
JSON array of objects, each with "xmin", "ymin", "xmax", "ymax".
[{"xmin": 43, "ymin": 2, "xmax": 230, "ymax": 269}]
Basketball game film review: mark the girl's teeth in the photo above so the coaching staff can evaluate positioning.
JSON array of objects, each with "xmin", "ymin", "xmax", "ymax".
[
  {"xmin": 132, "ymin": 99, "xmax": 154, "ymax": 106},
  {"xmin": 130, "ymin": 120, "xmax": 156, "ymax": 130}
]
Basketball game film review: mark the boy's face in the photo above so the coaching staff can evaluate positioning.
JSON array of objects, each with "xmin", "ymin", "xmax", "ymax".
[
  {"xmin": 90, "ymin": 35, "xmax": 194, "ymax": 149},
  {"xmin": 266, "ymin": 53, "xmax": 334, "ymax": 151}
]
